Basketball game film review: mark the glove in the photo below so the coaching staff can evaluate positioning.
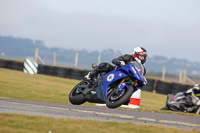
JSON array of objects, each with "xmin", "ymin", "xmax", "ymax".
[{"xmin": 119, "ymin": 61, "xmax": 125, "ymax": 66}]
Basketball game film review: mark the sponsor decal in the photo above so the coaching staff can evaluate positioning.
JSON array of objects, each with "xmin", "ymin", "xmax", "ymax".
[
  {"xmin": 131, "ymin": 67, "xmax": 137, "ymax": 74},
  {"xmin": 118, "ymin": 73, "xmax": 122, "ymax": 77},
  {"xmin": 107, "ymin": 73, "xmax": 115, "ymax": 82}
]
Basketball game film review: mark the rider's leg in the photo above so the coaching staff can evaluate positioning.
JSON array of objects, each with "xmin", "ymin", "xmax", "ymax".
[
  {"xmin": 84, "ymin": 69, "xmax": 97, "ymax": 80},
  {"xmin": 85, "ymin": 62, "xmax": 114, "ymax": 80}
]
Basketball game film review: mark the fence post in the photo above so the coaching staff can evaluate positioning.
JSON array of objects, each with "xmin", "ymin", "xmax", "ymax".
[
  {"xmin": 162, "ymin": 65, "xmax": 165, "ymax": 80},
  {"xmin": 98, "ymin": 54, "xmax": 101, "ymax": 65},
  {"xmin": 183, "ymin": 69, "xmax": 187, "ymax": 83},
  {"xmin": 153, "ymin": 80, "xmax": 157, "ymax": 93},
  {"xmin": 34, "ymin": 48, "xmax": 38, "ymax": 63},
  {"xmin": 34, "ymin": 48, "xmax": 45, "ymax": 65},
  {"xmin": 75, "ymin": 52, "xmax": 79, "ymax": 68}
]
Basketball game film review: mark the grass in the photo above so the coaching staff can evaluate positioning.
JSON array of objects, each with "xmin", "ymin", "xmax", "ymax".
[
  {"xmin": 0, "ymin": 68, "xmax": 196, "ymax": 115},
  {"xmin": 1, "ymin": 68, "xmax": 199, "ymax": 116},
  {"xmin": 0, "ymin": 68, "xmax": 89, "ymax": 105},
  {"xmin": 0, "ymin": 113, "xmax": 199, "ymax": 133},
  {"xmin": 0, "ymin": 68, "xmax": 167, "ymax": 109},
  {"xmin": 0, "ymin": 68, "xmax": 199, "ymax": 132}
]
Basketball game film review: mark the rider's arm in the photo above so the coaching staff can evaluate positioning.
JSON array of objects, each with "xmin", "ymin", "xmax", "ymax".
[
  {"xmin": 112, "ymin": 58, "xmax": 121, "ymax": 66},
  {"xmin": 112, "ymin": 54, "xmax": 129, "ymax": 66}
]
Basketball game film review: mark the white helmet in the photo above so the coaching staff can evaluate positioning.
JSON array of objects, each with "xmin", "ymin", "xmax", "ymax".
[
  {"xmin": 193, "ymin": 83, "xmax": 200, "ymax": 90},
  {"xmin": 133, "ymin": 47, "xmax": 148, "ymax": 64}
]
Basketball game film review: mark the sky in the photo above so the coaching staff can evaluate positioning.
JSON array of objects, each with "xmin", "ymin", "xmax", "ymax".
[{"xmin": 0, "ymin": 0, "xmax": 200, "ymax": 62}]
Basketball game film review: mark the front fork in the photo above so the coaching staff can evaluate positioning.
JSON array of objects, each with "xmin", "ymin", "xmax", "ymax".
[
  {"xmin": 118, "ymin": 77, "xmax": 138, "ymax": 91},
  {"xmin": 106, "ymin": 77, "xmax": 138, "ymax": 98}
]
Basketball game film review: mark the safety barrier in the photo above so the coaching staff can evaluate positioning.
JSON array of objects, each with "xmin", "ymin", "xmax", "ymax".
[
  {"xmin": 0, "ymin": 58, "xmax": 193, "ymax": 94},
  {"xmin": 142, "ymin": 79, "xmax": 193, "ymax": 94},
  {"xmin": 24, "ymin": 58, "xmax": 38, "ymax": 74},
  {"xmin": 142, "ymin": 78, "xmax": 155, "ymax": 92},
  {"xmin": 0, "ymin": 58, "xmax": 24, "ymax": 71},
  {"xmin": 37, "ymin": 64, "xmax": 89, "ymax": 80}
]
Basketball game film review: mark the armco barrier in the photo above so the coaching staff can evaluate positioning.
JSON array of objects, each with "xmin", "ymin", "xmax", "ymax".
[{"xmin": 0, "ymin": 58, "xmax": 194, "ymax": 94}]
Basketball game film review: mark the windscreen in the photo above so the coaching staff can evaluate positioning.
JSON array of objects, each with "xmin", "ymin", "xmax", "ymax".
[{"xmin": 130, "ymin": 61, "xmax": 145, "ymax": 77}]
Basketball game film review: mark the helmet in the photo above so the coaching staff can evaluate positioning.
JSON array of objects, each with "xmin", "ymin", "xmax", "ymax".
[
  {"xmin": 193, "ymin": 83, "xmax": 200, "ymax": 90},
  {"xmin": 133, "ymin": 47, "xmax": 148, "ymax": 64}
]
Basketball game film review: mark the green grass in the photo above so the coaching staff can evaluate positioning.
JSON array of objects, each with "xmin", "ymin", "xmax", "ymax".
[
  {"xmin": 0, "ymin": 68, "xmax": 199, "ymax": 115},
  {"xmin": 0, "ymin": 113, "xmax": 199, "ymax": 133},
  {"xmin": 0, "ymin": 68, "xmax": 200, "ymax": 133},
  {"xmin": 0, "ymin": 68, "xmax": 92, "ymax": 106},
  {"xmin": 0, "ymin": 68, "xmax": 167, "ymax": 111}
]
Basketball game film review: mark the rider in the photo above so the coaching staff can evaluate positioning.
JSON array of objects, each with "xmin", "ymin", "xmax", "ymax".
[
  {"xmin": 180, "ymin": 83, "xmax": 200, "ymax": 113},
  {"xmin": 193, "ymin": 84, "xmax": 200, "ymax": 98},
  {"xmin": 186, "ymin": 83, "xmax": 200, "ymax": 98},
  {"xmin": 85, "ymin": 47, "xmax": 148, "ymax": 81}
]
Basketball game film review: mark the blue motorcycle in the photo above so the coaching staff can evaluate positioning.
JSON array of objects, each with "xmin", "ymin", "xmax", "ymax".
[{"xmin": 69, "ymin": 61, "xmax": 147, "ymax": 108}]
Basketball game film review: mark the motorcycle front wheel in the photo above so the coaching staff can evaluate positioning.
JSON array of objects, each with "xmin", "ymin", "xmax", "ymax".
[
  {"xmin": 106, "ymin": 85, "xmax": 134, "ymax": 108},
  {"xmin": 69, "ymin": 81, "xmax": 87, "ymax": 105}
]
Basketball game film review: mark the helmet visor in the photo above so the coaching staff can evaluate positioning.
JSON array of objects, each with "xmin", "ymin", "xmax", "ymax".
[{"xmin": 136, "ymin": 51, "xmax": 147, "ymax": 63}]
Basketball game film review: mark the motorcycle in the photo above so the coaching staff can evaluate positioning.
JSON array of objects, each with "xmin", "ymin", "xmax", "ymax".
[
  {"xmin": 161, "ymin": 90, "xmax": 200, "ymax": 114},
  {"xmin": 69, "ymin": 61, "xmax": 147, "ymax": 108}
]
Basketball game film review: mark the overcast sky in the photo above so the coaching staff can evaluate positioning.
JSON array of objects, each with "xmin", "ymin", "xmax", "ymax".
[{"xmin": 0, "ymin": 0, "xmax": 200, "ymax": 62}]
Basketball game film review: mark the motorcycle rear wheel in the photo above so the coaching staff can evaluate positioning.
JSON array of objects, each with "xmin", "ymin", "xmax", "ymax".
[
  {"xmin": 106, "ymin": 85, "xmax": 134, "ymax": 108},
  {"xmin": 69, "ymin": 81, "xmax": 87, "ymax": 105}
]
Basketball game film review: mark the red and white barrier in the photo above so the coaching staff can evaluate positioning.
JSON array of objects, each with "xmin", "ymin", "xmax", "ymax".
[
  {"xmin": 120, "ymin": 89, "xmax": 141, "ymax": 109},
  {"xmin": 95, "ymin": 89, "xmax": 141, "ymax": 109}
]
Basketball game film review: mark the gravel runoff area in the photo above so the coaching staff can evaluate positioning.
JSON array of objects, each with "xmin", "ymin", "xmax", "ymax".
[{"xmin": 0, "ymin": 98, "xmax": 199, "ymax": 130}]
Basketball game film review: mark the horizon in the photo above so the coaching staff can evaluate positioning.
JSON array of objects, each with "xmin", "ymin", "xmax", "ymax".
[{"xmin": 1, "ymin": 35, "xmax": 200, "ymax": 64}]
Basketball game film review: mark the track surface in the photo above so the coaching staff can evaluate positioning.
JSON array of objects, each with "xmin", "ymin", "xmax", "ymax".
[{"xmin": 0, "ymin": 98, "xmax": 199, "ymax": 130}]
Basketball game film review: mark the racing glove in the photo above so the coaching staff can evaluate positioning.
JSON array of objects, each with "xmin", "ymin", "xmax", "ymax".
[{"xmin": 119, "ymin": 61, "xmax": 125, "ymax": 66}]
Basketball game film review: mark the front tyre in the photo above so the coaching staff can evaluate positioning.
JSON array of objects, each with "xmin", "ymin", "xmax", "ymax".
[
  {"xmin": 106, "ymin": 85, "xmax": 134, "ymax": 108},
  {"xmin": 69, "ymin": 81, "xmax": 87, "ymax": 105}
]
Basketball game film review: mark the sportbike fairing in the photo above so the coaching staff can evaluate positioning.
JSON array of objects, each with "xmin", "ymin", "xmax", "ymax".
[{"xmin": 101, "ymin": 61, "xmax": 147, "ymax": 98}]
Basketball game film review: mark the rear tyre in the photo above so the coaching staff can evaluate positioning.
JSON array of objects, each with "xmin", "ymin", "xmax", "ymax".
[
  {"xmin": 106, "ymin": 85, "xmax": 134, "ymax": 108},
  {"xmin": 69, "ymin": 81, "xmax": 87, "ymax": 105}
]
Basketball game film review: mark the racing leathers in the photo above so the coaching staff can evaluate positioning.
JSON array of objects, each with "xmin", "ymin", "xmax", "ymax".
[{"xmin": 85, "ymin": 54, "xmax": 146, "ymax": 80}]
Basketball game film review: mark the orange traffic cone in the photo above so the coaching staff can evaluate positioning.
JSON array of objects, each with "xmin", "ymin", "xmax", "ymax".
[{"xmin": 121, "ymin": 89, "xmax": 141, "ymax": 109}]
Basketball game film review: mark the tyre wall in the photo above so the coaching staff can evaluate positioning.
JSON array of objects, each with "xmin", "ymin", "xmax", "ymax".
[
  {"xmin": 142, "ymin": 78, "xmax": 155, "ymax": 92},
  {"xmin": 0, "ymin": 58, "xmax": 194, "ymax": 94},
  {"xmin": 0, "ymin": 59, "xmax": 24, "ymax": 71},
  {"xmin": 38, "ymin": 64, "xmax": 90, "ymax": 80}
]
